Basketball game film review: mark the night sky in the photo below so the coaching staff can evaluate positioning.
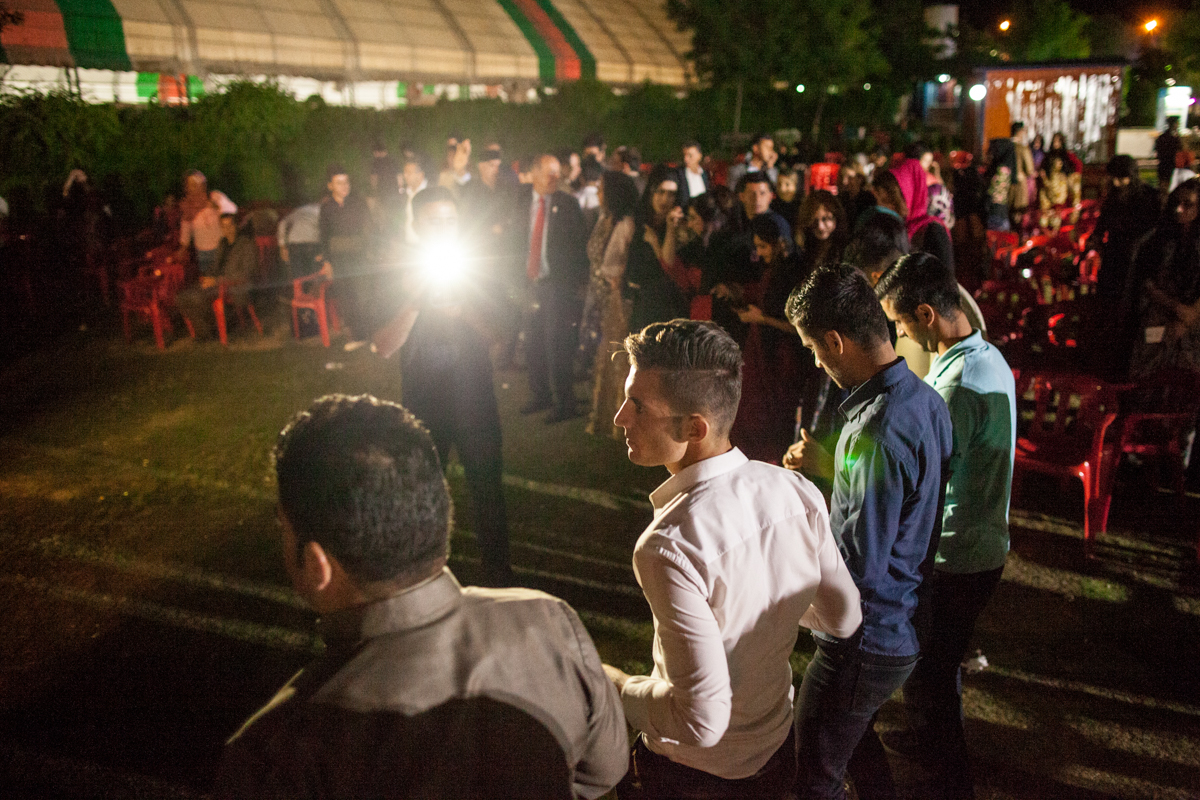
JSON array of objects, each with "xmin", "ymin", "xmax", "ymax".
[{"xmin": 952, "ymin": 0, "xmax": 1187, "ymax": 29}]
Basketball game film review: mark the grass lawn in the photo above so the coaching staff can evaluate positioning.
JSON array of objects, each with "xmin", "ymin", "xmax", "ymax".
[{"xmin": 0, "ymin": 311, "xmax": 1198, "ymax": 799}]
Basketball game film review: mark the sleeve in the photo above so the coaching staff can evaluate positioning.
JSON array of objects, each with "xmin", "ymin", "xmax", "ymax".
[
  {"xmin": 179, "ymin": 216, "xmax": 193, "ymax": 248},
  {"xmin": 599, "ymin": 217, "xmax": 634, "ymax": 282},
  {"xmin": 620, "ymin": 544, "xmax": 732, "ymax": 749},
  {"xmin": 277, "ymin": 214, "xmax": 290, "ymax": 250},
  {"xmin": 800, "ymin": 509, "xmax": 864, "ymax": 639},
  {"xmin": 838, "ymin": 436, "xmax": 911, "ymax": 590},
  {"xmin": 317, "ymin": 202, "xmax": 330, "ymax": 256},
  {"xmin": 559, "ymin": 604, "xmax": 631, "ymax": 799}
]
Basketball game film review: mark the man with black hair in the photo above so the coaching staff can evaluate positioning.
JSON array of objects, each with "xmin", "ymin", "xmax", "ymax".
[
  {"xmin": 372, "ymin": 186, "xmax": 512, "ymax": 586},
  {"xmin": 583, "ymin": 131, "xmax": 607, "ymax": 165},
  {"xmin": 874, "ymin": 253, "xmax": 1015, "ymax": 800},
  {"xmin": 603, "ymin": 320, "xmax": 862, "ymax": 800},
  {"xmin": 786, "ymin": 265, "xmax": 952, "ymax": 800},
  {"xmin": 176, "ymin": 212, "xmax": 258, "ymax": 340},
  {"xmin": 317, "ymin": 165, "xmax": 373, "ymax": 350},
  {"xmin": 214, "ymin": 394, "xmax": 628, "ymax": 800},
  {"xmin": 677, "ymin": 140, "xmax": 711, "ymax": 207},
  {"xmin": 727, "ymin": 133, "xmax": 779, "ymax": 188},
  {"xmin": 1156, "ymin": 116, "xmax": 1183, "ymax": 191}
]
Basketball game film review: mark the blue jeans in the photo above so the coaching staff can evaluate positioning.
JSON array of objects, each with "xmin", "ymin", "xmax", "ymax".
[{"xmin": 793, "ymin": 636, "xmax": 917, "ymax": 800}]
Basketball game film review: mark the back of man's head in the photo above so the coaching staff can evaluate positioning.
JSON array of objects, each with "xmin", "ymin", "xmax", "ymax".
[
  {"xmin": 274, "ymin": 395, "xmax": 452, "ymax": 587},
  {"xmin": 623, "ymin": 320, "xmax": 742, "ymax": 437},
  {"xmin": 874, "ymin": 252, "xmax": 960, "ymax": 319},
  {"xmin": 844, "ymin": 213, "xmax": 910, "ymax": 276},
  {"xmin": 786, "ymin": 263, "xmax": 890, "ymax": 347}
]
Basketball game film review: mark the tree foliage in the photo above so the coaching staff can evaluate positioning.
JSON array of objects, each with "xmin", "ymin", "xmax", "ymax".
[{"xmin": 1003, "ymin": 0, "xmax": 1091, "ymax": 62}]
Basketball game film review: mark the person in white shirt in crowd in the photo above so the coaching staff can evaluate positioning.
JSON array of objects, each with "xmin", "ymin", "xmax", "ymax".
[
  {"xmin": 726, "ymin": 133, "xmax": 780, "ymax": 189},
  {"xmin": 276, "ymin": 202, "xmax": 321, "ymax": 278},
  {"xmin": 677, "ymin": 140, "xmax": 712, "ymax": 208},
  {"xmin": 401, "ymin": 155, "xmax": 429, "ymax": 246},
  {"xmin": 602, "ymin": 319, "xmax": 863, "ymax": 800}
]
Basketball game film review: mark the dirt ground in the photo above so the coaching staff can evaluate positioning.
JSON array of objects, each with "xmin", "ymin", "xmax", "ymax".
[{"xmin": 0, "ymin": 311, "xmax": 1197, "ymax": 799}]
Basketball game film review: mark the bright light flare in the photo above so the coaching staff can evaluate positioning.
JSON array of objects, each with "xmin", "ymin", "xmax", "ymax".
[
  {"xmin": 419, "ymin": 238, "xmax": 469, "ymax": 288},
  {"xmin": 1144, "ymin": 19, "xmax": 1158, "ymax": 32},
  {"xmin": 999, "ymin": 19, "xmax": 1011, "ymax": 31},
  {"xmin": 969, "ymin": 84, "xmax": 987, "ymax": 102}
]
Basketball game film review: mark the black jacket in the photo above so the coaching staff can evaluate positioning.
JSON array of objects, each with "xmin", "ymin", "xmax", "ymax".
[{"xmin": 515, "ymin": 185, "xmax": 589, "ymax": 290}]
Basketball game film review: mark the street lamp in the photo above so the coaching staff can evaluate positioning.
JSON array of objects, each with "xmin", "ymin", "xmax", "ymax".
[
  {"xmin": 1144, "ymin": 19, "xmax": 1159, "ymax": 33},
  {"xmin": 999, "ymin": 19, "xmax": 1011, "ymax": 32},
  {"xmin": 969, "ymin": 84, "xmax": 987, "ymax": 102}
]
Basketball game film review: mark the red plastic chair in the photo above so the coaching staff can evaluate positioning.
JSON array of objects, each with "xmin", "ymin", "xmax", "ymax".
[
  {"xmin": 1108, "ymin": 368, "xmax": 1200, "ymax": 500},
  {"xmin": 119, "ymin": 255, "xmax": 191, "ymax": 349},
  {"xmin": 290, "ymin": 269, "xmax": 341, "ymax": 347},
  {"xmin": 213, "ymin": 280, "xmax": 262, "ymax": 346},
  {"xmin": 1013, "ymin": 372, "xmax": 1122, "ymax": 552},
  {"xmin": 807, "ymin": 163, "xmax": 840, "ymax": 194}
]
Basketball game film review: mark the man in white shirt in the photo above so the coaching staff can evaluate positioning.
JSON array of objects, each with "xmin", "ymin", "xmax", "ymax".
[
  {"xmin": 402, "ymin": 156, "xmax": 429, "ymax": 245},
  {"xmin": 678, "ymin": 140, "xmax": 711, "ymax": 208},
  {"xmin": 602, "ymin": 319, "xmax": 863, "ymax": 799}
]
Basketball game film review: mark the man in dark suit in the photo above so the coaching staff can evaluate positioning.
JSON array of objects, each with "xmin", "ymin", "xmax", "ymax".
[
  {"xmin": 676, "ymin": 140, "xmax": 712, "ymax": 208},
  {"xmin": 518, "ymin": 153, "xmax": 590, "ymax": 423}
]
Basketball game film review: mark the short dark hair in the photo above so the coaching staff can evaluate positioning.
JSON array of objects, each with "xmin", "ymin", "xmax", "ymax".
[
  {"xmin": 412, "ymin": 186, "xmax": 457, "ymax": 220},
  {"xmin": 1106, "ymin": 154, "xmax": 1138, "ymax": 179},
  {"xmin": 786, "ymin": 263, "xmax": 890, "ymax": 347},
  {"xmin": 750, "ymin": 212, "xmax": 784, "ymax": 245},
  {"xmin": 580, "ymin": 155, "xmax": 604, "ymax": 184},
  {"xmin": 583, "ymin": 131, "xmax": 605, "ymax": 150},
  {"xmin": 750, "ymin": 133, "xmax": 773, "ymax": 147},
  {"xmin": 874, "ymin": 252, "xmax": 961, "ymax": 319},
  {"xmin": 274, "ymin": 395, "xmax": 452, "ymax": 586},
  {"xmin": 904, "ymin": 141, "xmax": 932, "ymax": 161},
  {"xmin": 601, "ymin": 170, "xmax": 639, "ymax": 220},
  {"xmin": 844, "ymin": 211, "xmax": 910, "ymax": 274},
  {"xmin": 682, "ymin": 139, "xmax": 702, "ymax": 152},
  {"xmin": 623, "ymin": 320, "xmax": 742, "ymax": 437},
  {"xmin": 1010, "ymin": 121, "xmax": 1025, "ymax": 136},
  {"xmin": 326, "ymin": 163, "xmax": 348, "ymax": 182},
  {"xmin": 618, "ymin": 145, "xmax": 642, "ymax": 172}
]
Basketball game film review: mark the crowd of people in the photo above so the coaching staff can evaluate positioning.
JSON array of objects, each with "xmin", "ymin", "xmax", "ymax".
[{"xmin": 12, "ymin": 120, "xmax": 1195, "ymax": 800}]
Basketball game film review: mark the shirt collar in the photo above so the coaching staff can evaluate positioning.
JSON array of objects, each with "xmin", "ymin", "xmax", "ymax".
[
  {"xmin": 649, "ymin": 447, "xmax": 747, "ymax": 511},
  {"xmin": 316, "ymin": 567, "xmax": 462, "ymax": 647},
  {"xmin": 840, "ymin": 357, "xmax": 910, "ymax": 421},
  {"xmin": 929, "ymin": 330, "xmax": 984, "ymax": 379}
]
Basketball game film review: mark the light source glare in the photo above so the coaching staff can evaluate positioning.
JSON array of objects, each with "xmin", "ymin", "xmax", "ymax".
[
  {"xmin": 419, "ymin": 237, "xmax": 469, "ymax": 288},
  {"xmin": 938, "ymin": 73, "xmax": 951, "ymax": 83},
  {"xmin": 999, "ymin": 19, "xmax": 1011, "ymax": 31},
  {"xmin": 1144, "ymin": 19, "xmax": 1158, "ymax": 33},
  {"xmin": 795, "ymin": 83, "xmax": 805, "ymax": 93},
  {"xmin": 969, "ymin": 84, "xmax": 987, "ymax": 102}
]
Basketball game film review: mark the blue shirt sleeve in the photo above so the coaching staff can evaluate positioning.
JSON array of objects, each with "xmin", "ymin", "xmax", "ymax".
[{"xmin": 837, "ymin": 433, "xmax": 912, "ymax": 591}]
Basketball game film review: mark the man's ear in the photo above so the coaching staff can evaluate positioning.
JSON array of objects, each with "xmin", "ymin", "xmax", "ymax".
[
  {"xmin": 302, "ymin": 541, "xmax": 336, "ymax": 594},
  {"xmin": 915, "ymin": 303, "xmax": 936, "ymax": 329},
  {"xmin": 682, "ymin": 413, "xmax": 711, "ymax": 444},
  {"xmin": 824, "ymin": 329, "xmax": 845, "ymax": 355}
]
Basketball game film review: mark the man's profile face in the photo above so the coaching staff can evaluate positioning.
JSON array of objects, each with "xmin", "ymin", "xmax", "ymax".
[
  {"xmin": 403, "ymin": 163, "xmax": 425, "ymax": 192},
  {"xmin": 753, "ymin": 138, "xmax": 775, "ymax": 163},
  {"xmin": 531, "ymin": 156, "xmax": 561, "ymax": 195},
  {"xmin": 741, "ymin": 181, "xmax": 773, "ymax": 217},
  {"xmin": 328, "ymin": 174, "xmax": 350, "ymax": 202},
  {"xmin": 614, "ymin": 367, "xmax": 687, "ymax": 467},
  {"xmin": 881, "ymin": 296, "xmax": 935, "ymax": 353},
  {"xmin": 797, "ymin": 327, "xmax": 847, "ymax": 388},
  {"xmin": 683, "ymin": 146, "xmax": 702, "ymax": 171}
]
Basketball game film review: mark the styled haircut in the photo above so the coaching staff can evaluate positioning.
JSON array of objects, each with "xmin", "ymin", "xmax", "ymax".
[
  {"xmin": 1106, "ymin": 154, "xmax": 1138, "ymax": 180},
  {"xmin": 583, "ymin": 131, "xmax": 605, "ymax": 150},
  {"xmin": 798, "ymin": 190, "xmax": 847, "ymax": 239},
  {"xmin": 622, "ymin": 320, "xmax": 743, "ymax": 437},
  {"xmin": 750, "ymin": 133, "xmax": 773, "ymax": 147},
  {"xmin": 411, "ymin": 185, "xmax": 457, "ymax": 219},
  {"xmin": 875, "ymin": 252, "xmax": 961, "ymax": 319},
  {"xmin": 750, "ymin": 212, "xmax": 784, "ymax": 245},
  {"xmin": 871, "ymin": 171, "xmax": 908, "ymax": 218},
  {"xmin": 682, "ymin": 139, "xmax": 702, "ymax": 152},
  {"xmin": 326, "ymin": 163, "xmax": 348, "ymax": 182},
  {"xmin": 274, "ymin": 395, "xmax": 452, "ymax": 586},
  {"xmin": 1011, "ymin": 121, "xmax": 1026, "ymax": 136},
  {"xmin": 601, "ymin": 170, "xmax": 639, "ymax": 220},
  {"xmin": 786, "ymin": 263, "xmax": 890, "ymax": 347},
  {"xmin": 844, "ymin": 212, "xmax": 909, "ymax": 273}
]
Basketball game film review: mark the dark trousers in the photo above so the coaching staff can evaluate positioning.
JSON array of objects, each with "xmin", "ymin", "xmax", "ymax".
[
  {"xmin": 527, "ymin": 280, "xmax": 580, "ymax": 412},
  {"xmin": 419, "ymin": 413, "xmax": 511, "ymax": 586},
  {"xmin": 900, "ymin": 566, "xmax": 1004, "ymax": 799},
  {"xmin": 794, "ymin": 637, "xmax": 918, "ymax": 800},
  {"xmin": 616, "ymin": 728, "xmax": 795, "ymax": 800}
]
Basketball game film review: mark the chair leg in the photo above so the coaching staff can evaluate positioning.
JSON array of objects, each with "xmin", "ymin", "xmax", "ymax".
[
  {"xmin": 291, "ymin": 305, "xmax": 302, "ymax": 340},
  {"xmin": 248, "ymin": 304, "xmax": 262, "ymax": 335},
  {"xmin": 214, "ymin": 297, "xmax": 228, "ymax": 346},
  {"xmin": 151, "ymin": 302, "xmax": 166, "ymax": 350},
  {"xmin": 316, "ymin": 300, "xmax": 330, "ymax": 348}
]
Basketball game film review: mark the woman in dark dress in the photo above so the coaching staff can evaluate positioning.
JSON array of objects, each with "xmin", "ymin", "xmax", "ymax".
[
  {"xmin": 626, "ymin": 166, "xmax": 691, "ymax": 332},
  {"xmin": 728, "ymin": 214, "xmax": 812, "ymax": 462}
]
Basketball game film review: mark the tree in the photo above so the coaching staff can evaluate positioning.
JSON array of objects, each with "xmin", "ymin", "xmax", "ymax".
[
  {"xmin": 1004, "ymin": 0, "xmax": 1091, "ymax": 62},
  {"xmin": 667, "ymin": 0, "xmax": 888, "ymax": 137}
]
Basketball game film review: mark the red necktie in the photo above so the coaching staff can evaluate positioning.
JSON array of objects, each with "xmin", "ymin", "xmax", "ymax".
[{"xmin": 528, "ymin": 196, "xmax": 546, "ymax": 281}]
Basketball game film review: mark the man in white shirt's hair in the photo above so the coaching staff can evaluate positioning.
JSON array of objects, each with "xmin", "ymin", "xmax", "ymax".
[{"xmin": 602, "ymin": 319, "xmax": 863, "ymax": 799}]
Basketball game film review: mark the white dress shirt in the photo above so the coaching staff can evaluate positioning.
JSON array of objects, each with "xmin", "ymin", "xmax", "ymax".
[
  {"xmin": 620, "ymin": 447, "xmax": 862, "ymax": 780},
  {"xmin": 529, "ymin": 189, "xmax": 552, "ymax": 279},
  {"xmin": 685, "ymin": 167, "xmax": 707, "ymax": 199}
]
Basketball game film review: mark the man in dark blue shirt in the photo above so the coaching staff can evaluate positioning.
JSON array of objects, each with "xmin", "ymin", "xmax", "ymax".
[{"xmin": 785, "ymin": 264, "xmax": 953, "ymax": 800}]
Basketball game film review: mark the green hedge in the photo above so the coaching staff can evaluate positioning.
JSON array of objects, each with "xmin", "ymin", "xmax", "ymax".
[{"xmin": 0, "ymin": 79, "xmax": 912, "ymax": 228}]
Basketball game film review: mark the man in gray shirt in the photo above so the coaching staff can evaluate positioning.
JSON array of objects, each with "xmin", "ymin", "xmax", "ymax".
[{"xmin": 214, "ymin": 394, "xmax": 628, "ymax": 799}]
